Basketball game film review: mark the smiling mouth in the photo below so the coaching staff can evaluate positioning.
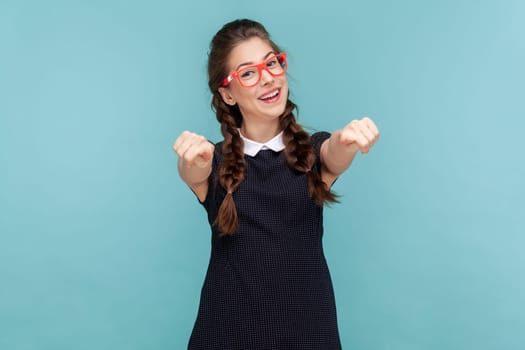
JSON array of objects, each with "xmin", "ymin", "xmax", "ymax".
[{"xmin": 259, "ymin": 88, "xmax": 281, "ymax": 102}]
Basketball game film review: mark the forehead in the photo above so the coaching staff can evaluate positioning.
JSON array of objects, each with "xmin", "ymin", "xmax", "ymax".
[{"xmin": 227, "ymin": 37, "xmax": 274, "ymax": 70}]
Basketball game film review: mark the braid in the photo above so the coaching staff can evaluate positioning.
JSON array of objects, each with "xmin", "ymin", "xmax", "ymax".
[
  {"xmin": 281, "ymin": 100, "xmax": 338, "ymax": 206},
  {"xmin": 212, "ymin": 94, "xmax": 246, "ymax": 236}
]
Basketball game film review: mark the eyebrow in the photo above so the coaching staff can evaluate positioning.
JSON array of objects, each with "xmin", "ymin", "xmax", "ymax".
[{"xmin": 234, "ymin": 51, "xmax": 275, "ymax": 71}]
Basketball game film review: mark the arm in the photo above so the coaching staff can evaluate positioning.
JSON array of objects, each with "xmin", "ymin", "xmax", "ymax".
[
  {"xmin": 320, "ymin": 117, "xmax": 380, "ymax": 187},
  {"xmin": 173, "ymin": 131, "xmax": 214, "ymax": 202}
]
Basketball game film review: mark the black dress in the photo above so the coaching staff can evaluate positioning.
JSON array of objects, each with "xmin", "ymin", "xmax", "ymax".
[{"xmin": 188, "ymin": 132, "xmax": 342, "ymax": 350}]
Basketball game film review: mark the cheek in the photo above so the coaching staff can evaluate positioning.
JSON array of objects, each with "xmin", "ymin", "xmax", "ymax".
[
  {"xmin": 280, "ymin": 77, "xmax": 289, "ymax": 92},
  {"xmin": 280, "ymin": 82, "xmax": 289, "ymax": 99},
  {"xmin": 234, "ymin": 86, "xmax": 256, "ymax": 102}
]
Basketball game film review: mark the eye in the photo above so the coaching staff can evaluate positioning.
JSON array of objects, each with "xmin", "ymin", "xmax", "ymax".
[
  {"xmin": 240, "ymin": 68, "xmax": 257, "ymax": 79},
  {"xmin": 266, "ymin": 56, "xmax": 279, "ymax": 68}
]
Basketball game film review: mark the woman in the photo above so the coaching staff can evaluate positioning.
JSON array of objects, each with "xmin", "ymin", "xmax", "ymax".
[{"xmin": 173, "ymin": 19, "xmax": 379, "ymax": 350}]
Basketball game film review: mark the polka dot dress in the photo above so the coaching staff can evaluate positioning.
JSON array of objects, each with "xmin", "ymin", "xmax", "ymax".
[{"xmin": 188, "ymin": 132, "xmax": 342, "ymax": 350}]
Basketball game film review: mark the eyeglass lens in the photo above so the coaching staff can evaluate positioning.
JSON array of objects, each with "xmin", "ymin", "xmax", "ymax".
[{"xmin": 238, "ymin": 55, "xmax": 287, "ymax": 87}]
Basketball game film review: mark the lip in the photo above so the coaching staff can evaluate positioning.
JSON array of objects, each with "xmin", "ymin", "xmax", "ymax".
[{"xmin": 258, "ymin": 87, "xmax": 281, "ymax": 103}]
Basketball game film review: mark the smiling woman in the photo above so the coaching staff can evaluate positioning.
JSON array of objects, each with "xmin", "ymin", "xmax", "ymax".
[
  {"xmin": 217, "ymin": 37, "xmax": 291, "ymax": 150},
  {"xmin": 172, "ymin": 18, "xmax": 379, "ymax": 350}
]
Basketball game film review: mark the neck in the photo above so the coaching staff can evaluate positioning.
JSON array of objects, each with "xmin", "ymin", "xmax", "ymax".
[{"xmin": 240, "ymin": 121, "xmax": 281, "ymax": 143}]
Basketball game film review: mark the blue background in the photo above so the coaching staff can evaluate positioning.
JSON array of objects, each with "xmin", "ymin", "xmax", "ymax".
[{"xmin": 1, "ymin": 0, "xmax": 524, "ymax": 349}]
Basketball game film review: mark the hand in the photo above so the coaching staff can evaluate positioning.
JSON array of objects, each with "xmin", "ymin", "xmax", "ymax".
[
  {"xmin": 337, "ymin": 117, "xmax": 380, "ymax": 154},
  {"xmin": 173, "ymin": 131, "xmax": 214, "ymax": 168}
]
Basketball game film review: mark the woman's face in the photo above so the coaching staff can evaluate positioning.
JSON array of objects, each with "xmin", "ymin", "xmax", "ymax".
[{"xmin": 219, "ymin": 37, "xmax": 289, "ymax": 128}]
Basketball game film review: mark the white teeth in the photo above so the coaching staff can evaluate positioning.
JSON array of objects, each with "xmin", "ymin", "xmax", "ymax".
[{"xmin": 261, "ymin": 90, "xmax": 279, "ymax": 99}]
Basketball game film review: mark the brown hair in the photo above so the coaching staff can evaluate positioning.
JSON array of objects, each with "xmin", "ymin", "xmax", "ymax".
[{"xmin": 208, "ymin": 19, "xmax": 337, "ymax": 236}]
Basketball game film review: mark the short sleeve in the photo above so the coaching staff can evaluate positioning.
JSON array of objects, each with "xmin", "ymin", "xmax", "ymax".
[
  {"xmin": 310, "ymin": 131, "xmax": 331, "ymax": 174},
  {"xmin": 198, "ymin": 142, "xmax": 225, "ymax": 230},
  {"xmin": 199, "ymin": 142, "xmax": 220, "ymax": 207}
]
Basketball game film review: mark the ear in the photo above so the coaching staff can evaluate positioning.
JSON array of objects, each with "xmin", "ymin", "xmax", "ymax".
[{"xmin": 218, "ymin": 87, "xmax": 236, "ymax": 106}]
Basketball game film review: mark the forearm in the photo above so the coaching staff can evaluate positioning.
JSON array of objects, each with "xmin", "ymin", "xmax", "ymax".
[{"xmin": 321, "ymin": 130, "xmax": 360, "ymax": 176}]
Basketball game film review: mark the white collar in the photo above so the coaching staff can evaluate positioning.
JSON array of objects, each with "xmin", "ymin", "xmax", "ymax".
[{"xmin": 239, "ymin": 129, "xmax": 285, "ymax": 156}]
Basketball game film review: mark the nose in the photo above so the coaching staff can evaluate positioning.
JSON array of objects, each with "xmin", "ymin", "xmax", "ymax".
[{"xmin": 260, "ymin": 68, "xmax": 274, "ymax": 85}]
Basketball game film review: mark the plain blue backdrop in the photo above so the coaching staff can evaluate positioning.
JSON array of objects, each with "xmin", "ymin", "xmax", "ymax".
[{"xmin": 1, "ymin": 0, "xmax": 524, "ymax": 349}]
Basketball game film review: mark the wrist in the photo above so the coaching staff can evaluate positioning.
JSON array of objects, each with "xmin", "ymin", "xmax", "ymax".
[{"xmin": 329, "ymin": 131, "xmax": 359, "ymax": 156}]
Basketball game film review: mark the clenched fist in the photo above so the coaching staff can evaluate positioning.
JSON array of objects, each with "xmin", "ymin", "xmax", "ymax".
[
  {"xmin": 173, "ymin": 131, "xmax": 214, "ymax": 168},
  {"xmin": 337, "ymin": 117, "xmax": 380, "ymax": 154}
]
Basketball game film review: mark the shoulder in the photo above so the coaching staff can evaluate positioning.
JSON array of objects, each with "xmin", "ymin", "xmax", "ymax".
[
  {"xmin": 310, "ymin": 131, "xmax": 331, "ymax": 155},
  {"xmin": 310, "ymin": 131, "xmax": 331, "ymax": 143},
  {"xmin": 212, "ymin": 141, "xmax": 224, "ymax": 160}
]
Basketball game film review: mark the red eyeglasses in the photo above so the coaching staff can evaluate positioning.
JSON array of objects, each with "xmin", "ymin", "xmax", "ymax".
[{"xmin": 221, "ymin": 53, "xmax": 288, "ymax": 88}]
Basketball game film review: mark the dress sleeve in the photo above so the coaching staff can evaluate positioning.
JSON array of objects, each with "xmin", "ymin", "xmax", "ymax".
[
  {"xmin": 310, "ymin": 131, "xmax": 331, "ymax": 174},
  {"xmin": 199, "ymin": 142, "xmax": 226, "ymax": 228},
  {"xmin": 199, "ymin": 142, "xmax": 220, "ymax": 207}
]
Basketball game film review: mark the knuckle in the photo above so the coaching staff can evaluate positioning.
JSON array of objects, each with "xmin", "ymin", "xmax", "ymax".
[{"xmin": 183, "ymin": 151, "xmax": 194, "ymax": 161}]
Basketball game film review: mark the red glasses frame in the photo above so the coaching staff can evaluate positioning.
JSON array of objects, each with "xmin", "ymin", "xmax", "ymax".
[{"xmin": 221, "ymin": 52, "xmax": 288, "ymax": 88}]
